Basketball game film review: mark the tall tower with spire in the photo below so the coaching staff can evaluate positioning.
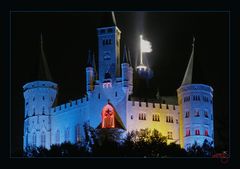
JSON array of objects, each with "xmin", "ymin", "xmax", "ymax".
[
  {"xmin": 97, "ymin": 12, "xmax": 121, "ymax": 82},
  {"xmin": 177, "ymin": 37, "xmax": 214, "ymax": 149},
  {"xmin": 23, "ymin": 33, "xmax": 58, "ymax": 149}
]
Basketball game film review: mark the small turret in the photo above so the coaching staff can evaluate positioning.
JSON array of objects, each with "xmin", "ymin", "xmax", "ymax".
[
  {"xmin": 121, "ymin": 45, "xmax": 133, "ymax": 94},
  {"xmin": 86, "ymin": 50, "xmax": 96, "ymax": 94}
]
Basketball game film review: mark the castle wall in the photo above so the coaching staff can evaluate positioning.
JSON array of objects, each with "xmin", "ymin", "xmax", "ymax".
[{"xmin": 126, "ymin": 100, "xmax": 179, "ymax": 144}]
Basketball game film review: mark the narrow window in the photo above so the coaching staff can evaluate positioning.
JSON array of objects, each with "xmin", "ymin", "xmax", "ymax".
[
  {"xmin": 204, "ymin": 130, "xmax": 209, "ymax": 136},
  {"xmin": 185, "ymin": 111, "xmax": 190, "ymax": 118},
  {"xmin": 115, "ymin": 91, "xmax": 117, "ymax": 97},
  {"xmin": 131, "ymin": 115, "xmax": 133, "ymax": 120},
  {"xmin": 41, "ymin": 132, "xmax": 46, "ymax": 148},
  {"xmin": 56, "ymin": 130, "xmax": 60, "ymax": 144},
  {"xmin": 98, "ymin": 93, "xmax": 100, "ymax": 99},
  {"xmin": 186, "ymin": 129, "xmax": 190, "ymax": 136},
  {"xmin": 32, "ymin": 133, "xmax": 36, "ymax": 147},
  {"xmin": 76, "ymin": 124, "xmax": 81, "ymax": 143},
  {"xmin": 195, "ymin": 129, "xmax": 200, "ymax": 135}
]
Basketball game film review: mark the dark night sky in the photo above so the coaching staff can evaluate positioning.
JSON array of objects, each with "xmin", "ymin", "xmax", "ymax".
[{"xmin": 11, "ymin": 12, "xmax": 229, "ymax": 155}]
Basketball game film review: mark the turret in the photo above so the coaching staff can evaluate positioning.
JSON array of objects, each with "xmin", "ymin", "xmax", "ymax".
[
  {"xmin": 121, "ymin": 45, "xmax": 133, "ymax": 94},
  {"xmin": 23, "ymin": 33, "xmax": 58, "ymax": 150},
  {"xmin": 177, "ymin": 37, "xmax": 214, "ymax": 149},
  {"xmin": 86, "ymin": 50, "xmax": 96, "ymax": 94}
]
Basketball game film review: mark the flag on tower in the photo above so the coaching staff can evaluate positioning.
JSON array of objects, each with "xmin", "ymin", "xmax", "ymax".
[{"xmin": 140, "ymin": 35, "xmax": 152, "ymax": 53}]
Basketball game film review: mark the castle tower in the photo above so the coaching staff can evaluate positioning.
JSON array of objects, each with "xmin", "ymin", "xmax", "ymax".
[
  {"xmin": 121, "ymin": 45, "xmax": 133, "ymax": 95},
  {"xmin": 86, "ymin": 50, "xmax": 96, "ymax": 94},
  {"xmin": 97, "ymin": 12, "xmax": 121, "ymax": 82},
  {"xmin": 23, "ymin": 34, "xmax": 58, "ymax": 149},
  {"xmin": 177, "ymin": 37, "xmax": 214, "ymax": 149}
]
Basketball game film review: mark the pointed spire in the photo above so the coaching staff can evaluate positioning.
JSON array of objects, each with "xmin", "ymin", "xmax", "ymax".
[
  {"xmin": 111, "ymin": 11, "xmax": 117, "ymax": 26},
  {"xmin": 181, "ymin": 36, "xmax": 195, "ymax": 86},
  {"xmin": 127, "ymin": 48, "xmax": 132, "ymax": 66},
  {"xmin": 87, "ymin": 49, "xmax": 92, "ymax": 67},
  {"xmin": 38, "ymin": 32, "xmax": 53, "ymax": 81},
  {"xmin": 99, "ymin": 11, "xmax": 117, "ymax": 27},
  {"xmin": 122, "ymin": 44, "xmax": 128, "ymax": 63}
]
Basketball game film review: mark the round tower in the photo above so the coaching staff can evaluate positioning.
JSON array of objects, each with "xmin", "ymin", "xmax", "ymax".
[
  {"xmin": 23, "ymin": 81, "xmax": 57, "ymax": 149},
  {"xmin": 177, "ymin": 84, "xmax": 214, "ymax": 149}
]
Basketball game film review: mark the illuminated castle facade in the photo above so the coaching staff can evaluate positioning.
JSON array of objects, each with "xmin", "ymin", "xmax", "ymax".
[{"xmin": 23, "ymin": 13, "xmax": 214, "ymax": 150}]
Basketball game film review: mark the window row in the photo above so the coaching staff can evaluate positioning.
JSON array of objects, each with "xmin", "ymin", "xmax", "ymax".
[
  {"xmin": 102, "ymin": 39, "xmax": 112, "ymax": 46},
  {"xmin": 55, "ymin": 125, "xmax": 81, "ymax": 144},
  {"xmin": 185, "ymin": 111, "xmax": 211, "ymax": 118},
  {"xmin": 185, "ymin": 129, "xmax": 209, "ymax": 137},
  {"xmin": 30, "ymin": 132, "xmax": 46, "ymax": 148},
  {"xmin": 183, "ymin": 95, "xmax": 212, "ymax": 103}
]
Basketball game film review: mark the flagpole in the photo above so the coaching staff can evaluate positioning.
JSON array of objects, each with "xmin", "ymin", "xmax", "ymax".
[{"xmin": 140, "ymin": 35, "xmax": 143, "ymax": 65}]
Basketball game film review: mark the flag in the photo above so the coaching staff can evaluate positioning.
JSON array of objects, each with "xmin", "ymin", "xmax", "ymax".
[{"xmin": 141, "ymin": 38, "xmax": 152, "ymax": 53}]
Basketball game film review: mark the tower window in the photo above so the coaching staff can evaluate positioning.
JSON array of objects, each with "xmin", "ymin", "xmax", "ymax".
[
  {"xmin": 115, "ymin": 92, "xmax": 117, "ymax": 97},
  {"xmin": 185, "ymin": 111, "xmax": 190, "ymax": 118},
  {"xmin": 43, "ymin": 96, "xmax": 45, "ymax": 100},
  {"xmin": 194, "ymin": 110, "xmax": 200, "ymax": 117},
  {"xmin": 204, "ymin": 111, "xmax": 209, "ymax": 118},
  {"xmin": 195, "ymin": 129, "xmax": 200, "ymax": 135},
  {"xmin": 33, "ymin": 97, "xmax": 35, "ymax": 101},
  {"xmin": 98, "ymin": 93, "xmax": 100, "ymax": 99},
  {"xmin": 42, "ymin": 107, "xmax": 45, "ymax": 115},
  {"xmin": 186, "ymin": 129, "xmax": 190, "ymax": 136},
  {"xmin": 204, "ymin": 130, "xmax": 209, "ymax": 136}
]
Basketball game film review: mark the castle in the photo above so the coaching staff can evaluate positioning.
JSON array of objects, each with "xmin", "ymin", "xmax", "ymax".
[{"xmin": 23, "ymin": 13, "xmax": 214, "ymax": 151}]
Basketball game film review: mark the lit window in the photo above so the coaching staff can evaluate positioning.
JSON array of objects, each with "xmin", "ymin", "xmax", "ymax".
[
  {"xmin": 186, "ymin": 129, "xmax": 190, "ymax": 136},
  {"xmin": 204, "ymin": 130, "xmax": 209, "ymax": 136},
  {"xmin": 102, "ymin": 104, "xmax": 115, "ymax": 128},
  {"xmin": 195, "ymin": 129, "xmax": 200, "ymax": 135}
]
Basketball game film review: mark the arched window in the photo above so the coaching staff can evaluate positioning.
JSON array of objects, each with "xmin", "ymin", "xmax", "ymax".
[
  {"xmin": 65, "ymin": 128, "xmax": 70, "ymax": 142},
  {"xmin": 75, "ymin": 124, "xmax": 81, "ymax": 143},
  {"xmin": 195, "ymin": 129, "xmax": 200, "ymax": 135},
  {"xmin": 56, "ymin": 130, "xmax": 60, "ymax": 144},
  {"xmin": 32, "ymin": 132, "xmax": 36, "ymax": 147},
  {"xmin": 41, "ymin": 132, "xmax": 46, "ymax": 148},
  {"xmin": 101, "ymin": 104, "xmax": 115, "ymax": 128}
]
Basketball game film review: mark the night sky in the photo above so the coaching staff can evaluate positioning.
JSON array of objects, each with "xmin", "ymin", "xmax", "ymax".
[{"xmin": 11, "ymin": 12, "xmax": 229, "ymax": 155}]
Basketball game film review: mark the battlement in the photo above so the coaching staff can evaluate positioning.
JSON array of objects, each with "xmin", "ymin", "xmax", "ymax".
[
  {"xmin": 129, "ymin": 100, "xmax": 178, "ymax": 111},
  {"xmin": 177, "ymin": 84, "xmax": 213, "ymax": 95},
  {"xmin": 51, "ymin": 96, "xmax": 89, "ymax": 114},
  {"xmin": 23, "ymin": 81, "xmax": 57, "ymax": 92}
]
